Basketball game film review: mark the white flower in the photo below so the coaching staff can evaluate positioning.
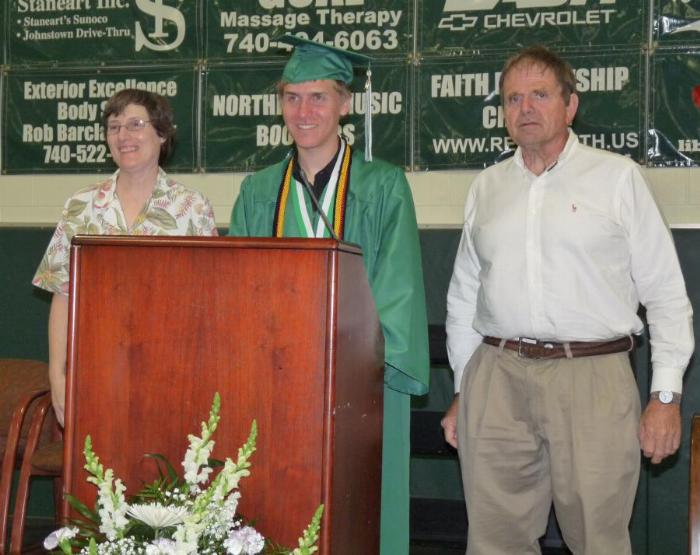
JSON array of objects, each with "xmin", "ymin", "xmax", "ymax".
[
  {"xmin": 172, "ymin": 512, "xmax": 206, "ymax": 555},
  {"xmin": 90, "ymin": 469, "xmax": 128, "ymax": 540},
  {"xmin": 212, "ymin": 459, "xmax": 250, "ymax": 500},
  {"xmin": 182, "ymin": 433, "xmax": 215, "ymax": 491},
  {"xmin": 43, "ymin": 526, "xmax": 79, "ymax": 550},
  {"xmin": 68, "ymin": 399, "xmax": 294, "ymax": 555},
  {"xmin": 224, "ymin": 526, "xmax": 265, "ymax": 555},
  {"xmin": 145, "ymin": 538, "xmax": 178, "ymax": 554},
  {"xmin": 127, "ymin": 502, "xmax": 189, "ymax": 529},
  {"xmin": 202, "ymin": 492, "xmax": 241, "ymax": 540}
]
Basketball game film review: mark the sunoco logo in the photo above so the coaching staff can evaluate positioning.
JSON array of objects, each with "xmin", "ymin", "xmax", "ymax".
[{"xmin": 439, "ymin": 0, "xmax": 618, "ymax": 31}]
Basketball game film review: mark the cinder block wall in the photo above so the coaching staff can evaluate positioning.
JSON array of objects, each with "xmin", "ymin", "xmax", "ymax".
[{"xmin": 1, "ymin": 166, "xmax": 699, "ymax": 227}]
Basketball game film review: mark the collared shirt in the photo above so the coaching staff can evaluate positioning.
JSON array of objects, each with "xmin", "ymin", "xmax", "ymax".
[
  {"xmin": 33, "ymin": 168, "xmax": 218, "ymax": 295},
  {"xmin": 291, "ymin": 141, "xmax": 341, "ymax": 207},
  {"xmin": 446, "ymin": 132, "xmax": 694, "ymax": 394}
]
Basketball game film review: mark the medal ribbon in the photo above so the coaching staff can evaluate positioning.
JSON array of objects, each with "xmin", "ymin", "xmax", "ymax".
[{"xmin": 273, "ymin": 140, "xmax": 352, "ymax": 239}]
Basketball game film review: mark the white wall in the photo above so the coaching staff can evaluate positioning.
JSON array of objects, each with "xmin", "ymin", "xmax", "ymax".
[{"xmin": 1, "ymin": 166, "xmax": 699, "ymax": 228}]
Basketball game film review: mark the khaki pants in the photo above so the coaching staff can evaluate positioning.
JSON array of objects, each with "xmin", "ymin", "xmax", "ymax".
[{"xmin": 457, "ymin": 344, "xmax": 641, "ymax": 555}]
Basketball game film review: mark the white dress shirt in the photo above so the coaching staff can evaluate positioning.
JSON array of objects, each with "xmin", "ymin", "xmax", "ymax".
[{"xmin": 446, "ymin": 132, "xmax": 694, "ymax": 394}]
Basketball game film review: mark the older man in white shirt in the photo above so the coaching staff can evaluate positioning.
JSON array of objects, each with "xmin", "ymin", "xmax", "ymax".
[{"xmin": 441, "ymin": 46, "xmax": 693, "ymax": 555}]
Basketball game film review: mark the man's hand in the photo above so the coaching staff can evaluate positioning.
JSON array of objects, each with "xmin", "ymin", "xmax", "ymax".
[
  {"xmin": 639, "ymin": 399, "xmax": 681, "ymax": 464},
  {"xmin": 441, "ymin": 395, "xmax": 460, "ymax": 449}
]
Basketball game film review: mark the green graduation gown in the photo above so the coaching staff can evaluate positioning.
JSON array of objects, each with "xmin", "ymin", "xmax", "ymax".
[{"xmin": 229, "ymin": 148, "xmax": 430, "ymax": 554}]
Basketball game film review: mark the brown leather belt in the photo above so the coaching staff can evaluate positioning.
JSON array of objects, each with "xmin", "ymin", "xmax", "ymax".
[{"xmin": 482, "ymin": 335, "xmax": 634, "ymax": 359}]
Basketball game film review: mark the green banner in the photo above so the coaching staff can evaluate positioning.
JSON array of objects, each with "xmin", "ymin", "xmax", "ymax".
[
  {"xmin": 3, "ymin": 66, "xmax": 197, "ymax": 173},
  {"xmin": 656, "ymin": 0, "xmax": 700, "ymax": 44},
  {"xmin": 1, "ymin": 4, "xmax": 6, "ymax": 65},
  {"xmin": 418, "ymin": 0, "xmax": 647, "ymax": 55},
  {"xmin": 203, "ymin": 60, "xmax": 411, "ymax": 171},
  {"xmin": 9, "ymin": 1, "xmax": 199, "ymax": 65},
  {"xmin": 649, "ymin": 51, "xmax": 700, "ymax": 167},
  {"xmin": 567, "ymin": 50, "xmax": 644, "ymax": 162},
  {"xmin": 416, "ymin": 50, "xmax": 643, "ymax": 170},
  {"xmin": 416, "ymin": 55, "xmax": 519, "ymax": 170},
  {"xmin": 205, "ymin": 0, "xmax": 411, "ymax": 60}
]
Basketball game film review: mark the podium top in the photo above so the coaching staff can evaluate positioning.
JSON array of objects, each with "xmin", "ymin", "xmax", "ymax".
[{"xmin": 70, "ymin": 235, "xmax": 363, "ymax": 255}]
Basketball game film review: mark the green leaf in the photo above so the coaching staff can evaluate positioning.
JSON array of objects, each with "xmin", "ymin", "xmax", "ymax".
[
  {"xmin": 86, "ymin": 222, "xmax": 101, "ymax": 234},
  {"xmin": 65, "ymin": 493, "xmax": 99, "ymax": 523},
  {"xmin": 151, "ymin": 187, "xmax": 168, "ymax": 199},
  {"xmin": 145, "ymin": 207, "xmax": 178, "ymax": 230},
  {"xmin": 59, "ymin": 538, "xmax": 73, "ymax": 555},
  {"xmin": 144, "ymin": 452, "xmax": 179, "ymax": 484},
  {"xmin": 67, "ymin": 517, "xmax": 100, "ymax": 537},
  {"xmin": 115, "ymin": 209, "xmax": 127, "ymax": 231},
  {"xmin": 208, "ymin": 457, "xmax": 225, "ymax": 468},
  {"xmin": 263, "ymin": 540, "xmax": 294, "ymax": 554},
  {"xmin": 65, "ymin": 199, "xmax": 88, "ymax": 218}
]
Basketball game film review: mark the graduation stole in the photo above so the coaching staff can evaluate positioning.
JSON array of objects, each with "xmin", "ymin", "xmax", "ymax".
[{"xmin": 273, "ymin": 140, "xmax": 352, "ymax": 239}]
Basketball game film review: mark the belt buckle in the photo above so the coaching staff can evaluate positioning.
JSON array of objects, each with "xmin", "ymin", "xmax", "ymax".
[{"xmin": 517, "ymin": 337, "xmax": 538, "ymax": 358}]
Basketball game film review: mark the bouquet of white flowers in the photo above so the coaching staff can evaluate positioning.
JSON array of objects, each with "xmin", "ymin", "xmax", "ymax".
[{"xmin": 45, "ymin": 393, "xmax": 322, "ymax": 555}]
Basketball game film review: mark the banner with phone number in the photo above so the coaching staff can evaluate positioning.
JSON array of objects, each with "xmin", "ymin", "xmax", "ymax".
[
  {"xmin": 205, "ymin": 0, "xmax": 412, "ymax": 61},
  {"xmin": 2, "ymin": 66, "xmax": 197, "ymax": 173}
]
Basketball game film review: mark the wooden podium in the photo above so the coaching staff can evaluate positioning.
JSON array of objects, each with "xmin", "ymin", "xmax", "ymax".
[{"xmin": 62, "ymin": 236, "xmax": 384, "ymax": 553}]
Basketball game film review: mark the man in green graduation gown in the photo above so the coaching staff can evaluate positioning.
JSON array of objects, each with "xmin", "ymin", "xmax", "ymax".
[{"xmin": 229, "ymin": 36, "xmax": 430, "ymax": 554}]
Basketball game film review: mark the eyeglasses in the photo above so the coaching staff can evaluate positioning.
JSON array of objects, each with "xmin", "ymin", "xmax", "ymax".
[{"xmin": 105, "ymin": 118, "xmax": 152, "ymax": 135}]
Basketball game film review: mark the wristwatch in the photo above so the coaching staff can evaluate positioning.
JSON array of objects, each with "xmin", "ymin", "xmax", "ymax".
[{"xmin": 650, "ymin": 390, "xmax": 681, "ymax": 405}]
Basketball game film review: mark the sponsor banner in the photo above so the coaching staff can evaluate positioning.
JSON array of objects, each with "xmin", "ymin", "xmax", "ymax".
[
  {"xmin": 416, "ymin": 50, "xmax": 643, "ymax": 170},
  {"xmin": 567, "ymin": 49, "xmax": 643, "ymax": 161},
  {"xmin": 205, "ymin": 0, "xmax": 411, "ymax": 60},
  {"xmin": 656, "ymin": 0, "xmax": 700, "ymax": 44},
  {"xmin": 3, "ymin": 66, "xmax": 197, "ymax": 173},
  {"xmin": 418, "ymin": 0, "xmax": 646, "ymax": 55},
  {"xmin": 202, "ymin": 60, "xmax": 411, "ymax": 171},
  {"xmin": 1, "ymin": 5, "xmax": 5, "ymax": 65},
  {"xmin": 8, "ymin": 0, "xmax": 198, "ymax": 65},
  {"xmin": 649, "ymin": 51, "xmax": 700, "ymax": 167},
  {"xmin": 416, "ymin": 56, "xmax": 510, "ymax": 169}
]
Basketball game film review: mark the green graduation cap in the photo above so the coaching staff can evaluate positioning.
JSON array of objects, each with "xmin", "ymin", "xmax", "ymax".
[
  {"xmin": 278, "ymin": 34, "xmax": 374, "ymax": 160},
  {"xmin": 279, "ymin": 34, "xmax": 371, "ymax": 84}
]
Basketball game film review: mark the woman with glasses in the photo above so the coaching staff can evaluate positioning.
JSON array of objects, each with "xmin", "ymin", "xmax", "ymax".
[{"xmin": 32, "ymin": 88, "xmax": 218, "ymax": 426}]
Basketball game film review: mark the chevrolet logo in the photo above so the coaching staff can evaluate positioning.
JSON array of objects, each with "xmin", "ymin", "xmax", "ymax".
[{"xmin": 438, "ymin": 13, "xmax": 479, "ymax": 30}]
